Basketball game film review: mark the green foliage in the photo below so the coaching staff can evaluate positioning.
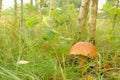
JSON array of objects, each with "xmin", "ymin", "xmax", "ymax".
[
  {"xmin": 51, "ymin": 4, "xmax": 78, "ymax": 26},
  {"xmin": 65, "ymin": 66, "xmax": 80, "ymax": 80},
  {"xmin": 102, "ymin": 1, "xmax": 120, "ymax": 24},
  {"xmin": 0, "ymin": 66, "xmax": 21, "ymax": 80},
  {"xmin": 103, "ymin": 3, "xmax": 120, "ymax": 16},
  {"xmin": 24, "ymin": 4, "xmax": 39, "ymax": 13},
  {"xmin": 25, "ymin": 15, "xmax": 41, "ymax": 29},
  {"xmin": 42, "ymin": 28, "xmax": 59, "ymax": 41},
  {"xmin": 57, "ymin": 0, "xmax": 81, "ymax": 8},
  {"xmin": 40, "ymin": 0, "xmax": 44, "ymax": 4},
  {"xmin": 69, "ymin": 0, "xmax": 82, "ymax": 8}
]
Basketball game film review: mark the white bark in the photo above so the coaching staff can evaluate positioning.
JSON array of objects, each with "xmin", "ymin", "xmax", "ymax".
[
  {"xmin": 88, "ymin": 0, "xmax": 98, "ymax": 44},
  {"xmin": 78, "ymin": 0, "xmax": 90, "ymax": 39},
  {"xmin": 50, "ymin": 0, "xmax": 55, "ymax": 10},
  {"xmin": 0, "ymin": 0, "xmax": 2, "ymax": 17},
  {"xmin": 14, "ymin": 0, "xmax": 17, "ymax": 22},
  {"xmin": 30, "ymin": 0, "xmax": 33, "ymax": 5}
]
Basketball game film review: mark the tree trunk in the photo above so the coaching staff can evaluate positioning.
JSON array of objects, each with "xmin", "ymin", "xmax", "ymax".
[
  {"xmin": 112, "ymin": 0, "xmax": 119, "ymax": 34},
  {"xmin": 49, "ymin": 0, "xmax": 56, "ymax": 27},
  {"xmin": 35, "ymin": 0, "xmax": 40, "ymax": 13},
  {"xmin": 50, "ymin": 0, "xmax": 55, "ymax": 10},
  {"xmin": 14, "ymin": 0, "xmax": 17, "ymax": 22},
  {"xmin": 88, "ymin": 0, "xmax": 98, "ymax": 44},
  {"xmin": 30, "ymin": 0, "xmax": 33, "ymax": 6},
  {"xmin": 0, "ymin": 0, "xmax": 2, "ymax": 17},
  {"xmin": 20, "ymin": 0, "xmax": 23, "ymax": 28},
  {"xmin": 78, "ymin": 0, "xmax": 90, "ymax": 40},
  {"xmin": 39, "ymin": 0, "xmax": 43, "ymax": 13},
  {"xmin": 62, "ymin": 0, "xmax": 69, "ymax": 8}
]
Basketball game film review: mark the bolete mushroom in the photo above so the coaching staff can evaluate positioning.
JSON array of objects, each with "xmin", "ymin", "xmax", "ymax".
[
  {"xmin": 68, "ymin": 42, "xmax": 98, "ymax": 67},
  {"xmin": 70, "ymin": 42, "xmax": 98, "ymax": 59}
]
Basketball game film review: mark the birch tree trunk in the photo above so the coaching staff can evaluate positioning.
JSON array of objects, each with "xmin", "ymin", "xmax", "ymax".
[
  {"xmin": 39, "ymin": 0, "xmax": 44, "ymax": 13},
  {"xmin": 21, "ymin": 0, "xmax": 23, "ymax": 28},
  {"xmin": 88, "ymin": 0, "xmax": 98, "ymax": 44},
  {"xmin": 50, "ymin": 0, "xmax": 55, "ymax": 10},
  {"xmin": 30, "ymin": 0, "xmax": 33, "ymax": 6},
  {"xmin": 62, "ymin": 0, "xmax": 69, "ymax": 8},
  {"xmin": 14, "ymin": 0, "xmax": 17, "ymax": 22},
  {"xmin": 0, "ymin": 0, "xmax": 2, "ymax": 17},
  {"xmin": 48, "ymin": 0, "xmax": 56, "ymax": 27},
  {"xmin": 35, "ymin": 0, "xmax": 40, "ymax": 13},
  {"xmin": 78, "ymin": 0, "xmax": 90, "ymax": 40}
]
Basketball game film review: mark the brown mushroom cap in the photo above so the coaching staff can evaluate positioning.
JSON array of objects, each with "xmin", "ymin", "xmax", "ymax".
[{"xmin": 70, "ymin": 42, "xmax": 98, "ymax": 59}]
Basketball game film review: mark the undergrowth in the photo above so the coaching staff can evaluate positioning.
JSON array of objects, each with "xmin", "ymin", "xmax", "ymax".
[{"xmin": 0, "ymin": 4, "xmax": 120, "ymax": 80}]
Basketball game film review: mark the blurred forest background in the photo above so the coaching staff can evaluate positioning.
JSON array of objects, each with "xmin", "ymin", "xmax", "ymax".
[{"xmin": 0, "ymin": 0, "xmax": 120, "ymax": 80}]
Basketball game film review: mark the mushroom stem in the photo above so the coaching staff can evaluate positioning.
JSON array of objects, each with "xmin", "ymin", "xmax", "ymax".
[{"xmin": 78, "ymin": 56, "xmax": 88, "ymax": 68}]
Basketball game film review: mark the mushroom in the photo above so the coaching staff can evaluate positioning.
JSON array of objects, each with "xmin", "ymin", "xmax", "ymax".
[
  {"xmin": 70, "ymin": 42, "xmax": 98, "ymax": 59},
  {"xmin": 68, "ymin": 42, "xmax": 98, "ymax": 67}
]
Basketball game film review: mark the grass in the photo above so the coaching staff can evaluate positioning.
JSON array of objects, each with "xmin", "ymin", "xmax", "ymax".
[{"xmin": 0, "ymin": 5, "xmax": 120, "ymax": 80}]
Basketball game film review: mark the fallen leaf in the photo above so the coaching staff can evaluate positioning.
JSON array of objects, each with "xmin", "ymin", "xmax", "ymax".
[{"xmin": 17, "ymin": 60, "xmax": 29, "ymax": 64}]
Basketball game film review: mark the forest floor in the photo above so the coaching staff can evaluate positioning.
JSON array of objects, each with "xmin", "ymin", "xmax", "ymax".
[{"xmin": 0, "ymin": 8, "xmax": 120, "ymax": 80}]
